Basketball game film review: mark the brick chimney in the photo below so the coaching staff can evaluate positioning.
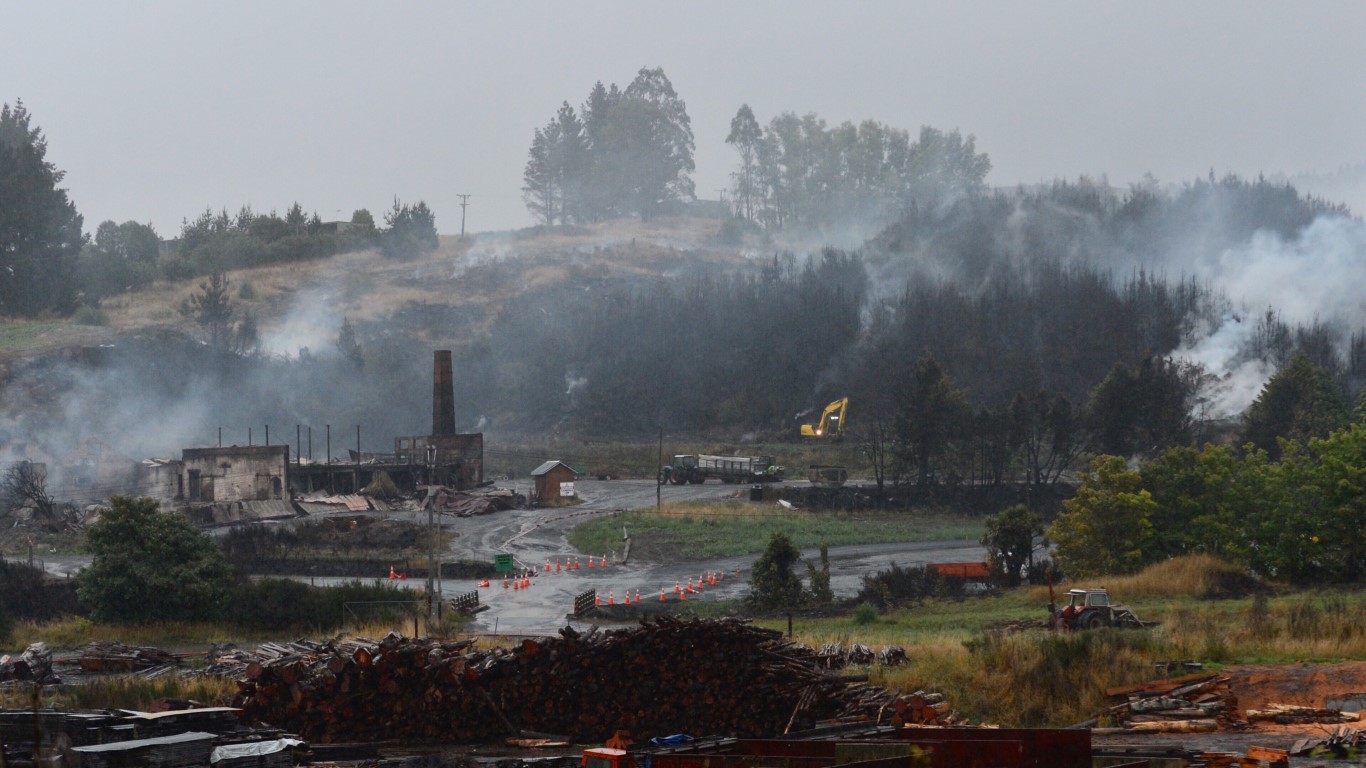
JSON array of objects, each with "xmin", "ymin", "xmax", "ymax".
[{"xmin": 433, "ymin": 350, "xmax": 456, "ymax": 436}]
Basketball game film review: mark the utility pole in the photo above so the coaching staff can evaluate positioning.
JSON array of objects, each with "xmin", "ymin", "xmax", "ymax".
[{"xmin": 456, "ymin": 194, "xmax": 471, "ymax": 239}]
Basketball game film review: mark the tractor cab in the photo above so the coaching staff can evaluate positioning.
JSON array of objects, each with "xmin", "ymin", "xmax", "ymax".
[{"xmin": 1065, "ymin": 588, "xmax": 1109, "ymax": 609}]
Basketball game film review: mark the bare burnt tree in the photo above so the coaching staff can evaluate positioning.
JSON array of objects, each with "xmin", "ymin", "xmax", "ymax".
[{"xmin": 1, "ymin": 461, "xmax": 55, "ymax": 518}]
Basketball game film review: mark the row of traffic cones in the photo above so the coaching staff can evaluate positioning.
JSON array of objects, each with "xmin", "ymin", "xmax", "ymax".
[
  {"xmin": 595, "ymin": 589, "xmax": 644, "ymax": 606},
  {"xmin": 545, "ymin": 555, "xmax": 611, "ymax": 572}
]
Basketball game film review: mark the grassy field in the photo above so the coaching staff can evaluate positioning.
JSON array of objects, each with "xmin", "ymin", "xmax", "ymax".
[
  {"xmin": 567, "ymin": 501, "xmax": 983, "ymax": 561},
  {"xmin": 747, "ymin": 555, "xmax": 1366, "ymax": 727}
]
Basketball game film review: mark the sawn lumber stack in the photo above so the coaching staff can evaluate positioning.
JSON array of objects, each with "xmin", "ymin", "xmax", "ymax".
[{"xmin": 233, "ymin": 617, "xmax": 949, "ymax": 743}]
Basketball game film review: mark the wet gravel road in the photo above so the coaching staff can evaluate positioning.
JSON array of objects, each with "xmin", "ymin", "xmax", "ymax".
[
  {"xmin": 430, "ymin": 478, "xmax": 985, "ymax": 635},
  {"xmin": 40, "ymin": 479, "xmax": 984, "ymax": 636}
]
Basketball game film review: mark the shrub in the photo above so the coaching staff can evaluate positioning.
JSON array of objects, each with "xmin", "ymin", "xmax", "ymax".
[
  {"xmin": 852, "ymin": 602, "xmax": 879, "ymax": 625},
  {"xmin": 73, "ymin": 305, "xmax": 107, "ymax": 325},
  {"xmin": 78, "ymin": 497, "xmax": 231, "ymax": 623},
  {"xmin": 224, "ymin": 578, "xmax": 419, "ymax": 632}
]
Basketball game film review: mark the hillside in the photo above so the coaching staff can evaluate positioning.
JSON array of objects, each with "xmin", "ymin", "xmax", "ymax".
[{"xmin": 0, "ymin": 216, "xmax": 740, "ymax": 364}]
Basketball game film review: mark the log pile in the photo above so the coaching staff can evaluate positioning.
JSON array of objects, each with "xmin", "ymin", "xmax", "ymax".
[
  {"xmin": 233, "ymin": 617, "xmax": 945, "ymax": 744},
  {"xmin": 890, "ymin": 690, "xmax": 960, "ymax": 726},
  {"xmin": 77, "ymin": 641, "xmax": 178, "ymax": 673},
  {"xmin": 1095, "ymin": 672, "xmax": 1248, "ymax": 734},
  {"xmin": 813, "ymin": 642, "xmax": 907, "ymax": 669}
]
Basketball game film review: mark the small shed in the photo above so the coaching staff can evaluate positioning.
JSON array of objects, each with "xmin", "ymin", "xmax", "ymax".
[{"xmin": 531, "ymin": 460, "xmax": 578, "ymax": 504}]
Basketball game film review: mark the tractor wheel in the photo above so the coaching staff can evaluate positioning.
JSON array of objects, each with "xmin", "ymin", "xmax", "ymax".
[
  {"xmin": 1079, "ymin": 611, "xmax": 1107, "ymax": 630},
  {"xmin": 670, "ymin": 473, "xmax": 686, "ymax": 485},
  {"xmin": 689, "ymin": 475, "xmax": 705, "ymax": 484}
]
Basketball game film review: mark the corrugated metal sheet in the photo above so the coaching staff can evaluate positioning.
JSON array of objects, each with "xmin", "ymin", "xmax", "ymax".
[{"xmin": 299, "ymin": 494, "xmax": 371, "ymax": 512}]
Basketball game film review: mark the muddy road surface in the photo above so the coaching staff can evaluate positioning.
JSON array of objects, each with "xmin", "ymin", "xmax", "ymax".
[{"xmin": 423, "ymin": 478, "xmax": 985, "ymax": 635}]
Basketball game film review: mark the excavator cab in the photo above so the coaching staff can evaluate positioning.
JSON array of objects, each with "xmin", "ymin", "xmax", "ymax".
[{"xmin": 800, "ymin": 397, "xmax": 848, "ymax": 441}]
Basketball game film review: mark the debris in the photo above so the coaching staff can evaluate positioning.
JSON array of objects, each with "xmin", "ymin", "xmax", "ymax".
[
  {"xmin": 77, "ymin": 641, "xmax": 179, "ymax": 673},
  {"xmin": 1245, "ymin": 703, "xmax": 1358, "ymax": 724},
  {"xmin": 1095, "ymin": 672, "xmax": 1250, "ymax": 732}
]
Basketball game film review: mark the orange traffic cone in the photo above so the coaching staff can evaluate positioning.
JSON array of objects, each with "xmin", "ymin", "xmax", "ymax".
[
  {"xmin": 588, "ymin": 557, "xmax": 595, "ymax": 569},
  {"xmin": 608, "ymin": 591, "xmax": 615, "ymax": 606},
  {"xmin": 389, "ymin": 566, "xmax": 397, "ymax": 579},
  {"xmin": 595, "ymin": 592, "xmax": 601, "ymax": 606},
  {"xmin": 545, "ymin": 560, "xmax": 551, "ymax": 572},
  {"xmin": 503, "ymin": 578, "xmax": 509, "ymax": 589},
  {"xmin": 601, "ymin": 555, "xmax": 608, "ymax": 568},
  {"xmin": 675, "ymin": 581, "xmax": 681, "ymax": 595},
  {"xmin": 635, "ymin": 589, "xmax": 641, "ymax": 604},
  {"xmin": 680, "ymin": 589, "xmax": 686, "ymax": 601},
  {"xmin": 556, "ymin": 559, "xmax": 562, "ymax": 572},
  {"xmin": 660, "ymin": 588, "xmax": 666, "ymax": 602},
  {"xmin": 513, "ymin": 579, "xmax": 520, "ymax": 591}
]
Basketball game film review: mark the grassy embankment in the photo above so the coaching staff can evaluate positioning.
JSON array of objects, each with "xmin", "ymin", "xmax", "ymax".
[
  {"xmin": 758, "ymin": 555, "xmax": 1366, "ymax": 727},
  {"xmin": 567, "ymin": 500, "xmax": 982, "ymax": 561}
]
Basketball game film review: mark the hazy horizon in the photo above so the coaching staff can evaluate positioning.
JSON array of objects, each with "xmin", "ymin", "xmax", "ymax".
[{"xmin": 5, "ymin": 2, "xmax": 1366, "ymax": 237}]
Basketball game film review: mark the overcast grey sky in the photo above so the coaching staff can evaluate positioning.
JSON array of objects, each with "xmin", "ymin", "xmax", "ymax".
[{"xmin": 6, "ymin": 1, "xmax": 1365, "ymax": 236}]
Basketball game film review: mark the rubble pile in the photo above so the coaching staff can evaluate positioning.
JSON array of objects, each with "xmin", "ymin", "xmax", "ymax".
[
  {"xmin": 0, "ymin": 643, "xmax": 57, "ymax": 685},
  {"xmin": 233, "ymin": 617, "xmax": 952, "ymax": 744},
  {"xmin": 430, "ymin": 488, "xmax": 522, "ymax": 517},
  {"xmin": 1095, "ymin": 672, "xmax": 1248, "ymax": 734}
]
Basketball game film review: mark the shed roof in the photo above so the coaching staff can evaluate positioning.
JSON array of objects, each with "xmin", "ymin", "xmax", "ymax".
[{"xmin": 531, "ymin": 460, "xmax": 577, "ymax": 477}]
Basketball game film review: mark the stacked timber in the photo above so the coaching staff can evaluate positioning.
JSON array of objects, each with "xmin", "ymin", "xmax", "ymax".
[
  {"xmin": 1095, "ymin": 672, "xmax": 1247, "ymax": 734},
  {"xmin": 890, "ymin": 690, "xmax": 960, "ymax": 726},
  {"xmin": 234, "ymin": 617, "xmax": 940, "ymax": 744},
  {"xmin": 78, "ymin": 641, "xmax": 178, "ymax": 673},
  {"xmin": 1245, "ymin": 703, "xmax": 1359, "ymax": 725}
]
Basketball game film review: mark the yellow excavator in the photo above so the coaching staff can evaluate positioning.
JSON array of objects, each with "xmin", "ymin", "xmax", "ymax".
[{"xmin": 800, "ymin": 397, "xmax": 848, "ymax": 442}]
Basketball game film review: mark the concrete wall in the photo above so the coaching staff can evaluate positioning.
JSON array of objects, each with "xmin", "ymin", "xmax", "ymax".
[{"xmin": 180, "ymin": 445, "xmax": 289, "ymax": 502}]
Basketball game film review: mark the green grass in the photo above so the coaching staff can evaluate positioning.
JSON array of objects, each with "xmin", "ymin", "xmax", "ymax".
[
  {"xmin": 743, "ymin": 557, "xmax": 1366, "ymax": 727},
  {"xmin": 0, "ymin": 674, "xmax": 240, "ymax": 711},
  {"xmin": 568, "ymin": 501, "xmax": 983, "ymax": 561},
  {"xmin": 0, "ymin": 321, "xmax": 64, "ymax": 354}
]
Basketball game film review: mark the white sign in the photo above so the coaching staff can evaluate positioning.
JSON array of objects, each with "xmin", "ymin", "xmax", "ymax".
[{"xmin": 560, "ymin": 481, "xmax": 576, "ymax": 497}]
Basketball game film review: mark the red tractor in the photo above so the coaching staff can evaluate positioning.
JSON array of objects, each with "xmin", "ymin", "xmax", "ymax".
[{"xmin": 1054, "ymin": 588, "xmax": 1149, "ymax": 630}]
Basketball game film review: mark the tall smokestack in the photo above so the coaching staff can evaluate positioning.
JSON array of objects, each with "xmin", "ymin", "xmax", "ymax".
[{"xmin": 433, "ymin": 350, "xmax": 456, "ymax": 436}]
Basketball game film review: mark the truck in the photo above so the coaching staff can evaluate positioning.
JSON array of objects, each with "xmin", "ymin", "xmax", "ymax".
[{"xmin": 659, "ymin": 454, "xmax": 784, "ymax": 485}]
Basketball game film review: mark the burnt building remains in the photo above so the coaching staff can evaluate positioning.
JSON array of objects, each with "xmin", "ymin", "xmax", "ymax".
[
  {"xmin": 181, "ymin": 445, "xmax": 289, "ymax": 502},
  {"xmin": 290, "ymin": 350, "xmax": 483, "ymax": 494}
]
